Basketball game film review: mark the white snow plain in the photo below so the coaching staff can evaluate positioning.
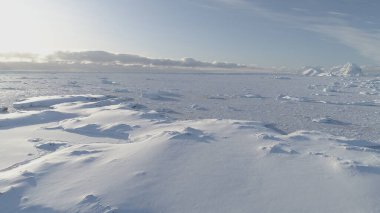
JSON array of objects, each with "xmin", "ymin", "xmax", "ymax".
[{"xmin": 0, "ymin": 71, "xmax": 380, "ymax": 213}]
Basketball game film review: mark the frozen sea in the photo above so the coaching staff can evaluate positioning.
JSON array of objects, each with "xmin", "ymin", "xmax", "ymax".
[{"xmin": 1, "ymin": 70, "xmax": 379, "ymax": 142}]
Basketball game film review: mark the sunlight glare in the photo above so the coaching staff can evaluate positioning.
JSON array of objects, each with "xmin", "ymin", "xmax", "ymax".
[{"xmin": 0, "ymin": 1, "xmax": 56, "ymax": 52}]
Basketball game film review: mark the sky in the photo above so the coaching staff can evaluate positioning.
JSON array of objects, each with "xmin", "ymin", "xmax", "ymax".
[{"xmin": 0, "ymin": 0, "xmax": 379, "ymax": 68}]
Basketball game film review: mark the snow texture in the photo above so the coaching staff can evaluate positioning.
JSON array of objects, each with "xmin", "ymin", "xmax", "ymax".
[
  {"xmin": 0, "ymin": 71, "xmax": 380, "ymax": 213},
  {"xmin": 0, "ymin": 94, "xmax": 379, "ymax": 213}
]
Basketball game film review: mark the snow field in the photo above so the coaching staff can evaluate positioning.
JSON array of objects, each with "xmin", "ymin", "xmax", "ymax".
[{"xmin": 0, "ymin": 95, "xmax": 379, "ymax": 212}]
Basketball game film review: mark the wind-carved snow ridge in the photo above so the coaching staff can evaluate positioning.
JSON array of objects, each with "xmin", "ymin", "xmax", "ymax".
[
  {"xmin": 13, "ymin": 94, "xmax": 110, "ymax": 109},
  {"xmin": 312, "ymin": 117, "xmax": 350, "ymax": 125},
  {"xmin": 0, "ymin": 95, "xmax": 380, "ymax": 213}
]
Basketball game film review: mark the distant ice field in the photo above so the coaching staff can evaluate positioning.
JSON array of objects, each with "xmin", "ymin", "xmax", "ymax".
[{"xmin": 1, "ymin": 70, "xmax": 379, "ymax": 142}]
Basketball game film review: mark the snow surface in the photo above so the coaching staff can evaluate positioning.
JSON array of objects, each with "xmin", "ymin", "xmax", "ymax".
[
  {"xmin": 0, "ymin": 71, "xmax": 380, "ymax": 212},
  {"xmin": 1, "ymin": 71, "xmax": 380, "ymax": 141}
]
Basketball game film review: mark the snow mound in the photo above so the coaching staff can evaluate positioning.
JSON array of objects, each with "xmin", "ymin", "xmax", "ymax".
[
  {"xmin": 241, "ymin": 94, "xmax": 264, "ymax": 99},
  {"xmin": 0, "ymin": 110, "xmax": 75, "ymax": 129},
  {"xmin": 13, "ymin": 95, "xmax": 109, "ymax": 109},
  {"xmin": 0, "ymin": 95, "xmax": 380, "ymax": 212},
  {"xmin": 312, "ymin": 117, "xmax": 350, "ymax": 125},
  {"xmin": 65, "ymin": 123, "xmax": 132, "ymax": 140}
]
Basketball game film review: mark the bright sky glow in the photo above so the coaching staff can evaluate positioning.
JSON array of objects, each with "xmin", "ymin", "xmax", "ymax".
[
  {"xmin": 0, "ymin": 0, "xmax": 379, "ymax": 67},
  {"xmin": 0, "ymin": 1, "xmax": 48, "ymax": 52}
]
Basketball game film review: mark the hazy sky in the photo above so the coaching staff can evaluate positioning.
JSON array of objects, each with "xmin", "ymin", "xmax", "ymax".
[{"xmin": 0, "ymin": 0, "xmax": 379, "ymax": 67}]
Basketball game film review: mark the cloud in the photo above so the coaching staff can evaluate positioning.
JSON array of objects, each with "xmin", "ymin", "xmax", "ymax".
[
  {"xmin": 308, "ymin": 25, "xmax": 380, "ymax": 63},
  {"xmin": 47, "ymin": 51, "xmax": 247, "ymax": 68},
  {"xmin": 0, "ymin": 51, "xmax": 259, "ymax": 72},
  {"xmin": 209, "ymin": 0, "xmax": 380, "ymax": 64},
  {"xmin": 327, "ymin": 11, "xmax": 348, "ymax": 17},
  {"xmin": 0, "ymin": 52, "xmax": 40, "ymax": 62}
]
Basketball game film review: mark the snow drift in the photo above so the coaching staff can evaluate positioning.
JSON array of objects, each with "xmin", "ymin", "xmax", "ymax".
[{"xmin": 0, "ymin": 95, "xmax": 379, "ymax": 213}]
